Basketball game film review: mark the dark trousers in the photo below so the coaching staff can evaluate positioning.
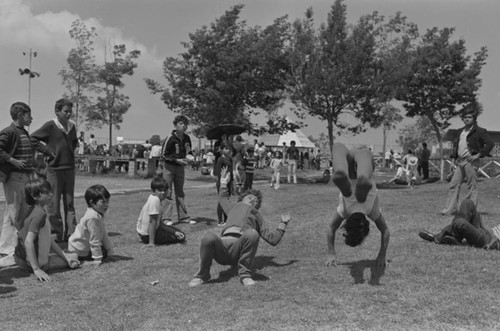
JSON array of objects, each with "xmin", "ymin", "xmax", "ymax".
[
  {"xmin": 436, "ymin": 218, "xmax": 490, "ymax": 247},
  {"xmin": 139, "ymin": 224, "xmax": 185, "ymax": 245},
  {"xmin": 194, "ymin": 229, "xmax": 260, "ymax": 281},
  {"xmin": 47, "ymin": 168, "xmax": 77, "ymax": 240},
  {"xmin": 418, "ymin": 161, "xmax": 429, "ymax": 180},
  {"xmin": 244, "ymin": 172, "xmax": 254, "ymax": 191}
]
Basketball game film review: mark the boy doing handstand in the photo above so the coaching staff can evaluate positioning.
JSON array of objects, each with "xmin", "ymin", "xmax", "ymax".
[
  {"xmin": 14, "ymin": 178, "xmax": 80, "ymax": 282},
  {"xmin": 326, "ymin": 143, "xmax": 390, "ymax": 268},
  {"xmin": 137, "ymin": 176, "xmax": 185, "ymax": 246}
]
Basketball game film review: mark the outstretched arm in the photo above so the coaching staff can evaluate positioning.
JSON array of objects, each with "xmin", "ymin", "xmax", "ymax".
[
  {"xmin": 373, "ymin": 213, "xmax": 390, "ymax": 267},
  {"xmin": 325, "ymin": 211, "xmax": 344, "ymax": 267}
]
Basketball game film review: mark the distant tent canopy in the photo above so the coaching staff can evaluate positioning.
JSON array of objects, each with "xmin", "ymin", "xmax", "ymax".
[{"xmin": 250, "ymin": 129, "xmax": 315, "ymax": 149}]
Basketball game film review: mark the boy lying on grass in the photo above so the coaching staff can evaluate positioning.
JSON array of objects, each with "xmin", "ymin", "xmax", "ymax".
[
  {"xmin": 14, "ymin": 178, "xmax": 80, "ymax": 282},
  {"xmin": 325, "ymin": 143, "xmax": 390, "ymax": 268},
  {"xmin": 419, "ymin": 198, "xmax": 500, "ymax": 249}
]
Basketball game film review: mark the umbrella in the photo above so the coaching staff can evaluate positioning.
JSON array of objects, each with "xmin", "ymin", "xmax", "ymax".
[{"xmin": 206, "ymin": 124, "xmax": 246, "ymax": 140}]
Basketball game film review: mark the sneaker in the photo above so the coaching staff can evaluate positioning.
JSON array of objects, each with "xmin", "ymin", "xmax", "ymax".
[
  {"xmin": 418, "ymin": 231, "xmax": 435, "ymax": 243},
  {"xmin": 241, "ymin": 277, "xmax": 256, "ymax": 286},
  {"xmin": 440, "ymin": 236, "xmax": 461, "ymax": 246},
  {"xmin": 180, "ymin": 217, "xmax": 196, "ymax": 225},
  {"xmin": 218, "ymin": 222, "xmax": 226, "ymax": 227},
  {"xmin": 188, "ymin": 278, "xmax": 206, "ymax": 288},
  {"xmin": 163, "ymin": 220, "xmax": 174, "ymax": 226}
]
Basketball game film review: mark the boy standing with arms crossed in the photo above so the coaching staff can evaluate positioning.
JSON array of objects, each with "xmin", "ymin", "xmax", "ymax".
[{"xmin": 31, "ymin": 99, "xmax": 78, "ymax": 242}]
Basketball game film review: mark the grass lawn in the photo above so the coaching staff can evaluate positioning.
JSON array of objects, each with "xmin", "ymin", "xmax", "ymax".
[{"xmin": 1, "ymin": 171, "xmax": 499, "ymax": 330}]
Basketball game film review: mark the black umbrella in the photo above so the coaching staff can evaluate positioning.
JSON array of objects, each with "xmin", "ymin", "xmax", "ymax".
[{"xmin": 206, "ymin": 124, "xmax": 246, "ymax": 140}]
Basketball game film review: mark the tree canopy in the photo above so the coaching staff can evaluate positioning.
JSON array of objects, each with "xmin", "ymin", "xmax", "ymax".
[{"xmin": 145, "ymin": 5, "xmax": 299, "ymax": 136}]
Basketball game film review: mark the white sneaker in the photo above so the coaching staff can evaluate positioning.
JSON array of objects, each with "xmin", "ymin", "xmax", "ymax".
[
  {"xmin": 188, "ymin": 278, "xmax": 206, "ymax": 287},
  {"xmin": 241, "ymin": 278, "xmax": 256, "ymax": 286}
]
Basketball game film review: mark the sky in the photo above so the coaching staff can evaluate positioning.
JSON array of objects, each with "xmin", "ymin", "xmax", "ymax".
[{"xmin": 0, "ymin": 0, "xmax": 499, "ymax": 152}]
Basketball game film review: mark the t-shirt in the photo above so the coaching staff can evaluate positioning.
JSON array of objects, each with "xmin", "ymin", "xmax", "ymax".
[
  {"xmin": 137, "ymin": 194, "xmax": 161, "ymax": 236},
  {"xmin": 337, "ymin": 179, "xmax": 380, "ymax": 221},
  {"xmin": 287, "ymin": 146, "xmax": 300, "ymax": 161},
  {"xmin": 15, "ymin": 205, "xmax": 51, "ymax": 267}
]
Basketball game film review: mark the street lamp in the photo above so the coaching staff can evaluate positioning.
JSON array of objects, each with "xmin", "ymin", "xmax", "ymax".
[{"xmin": 19, "ymin": 48, "xmax": 40, "ymax": 106}]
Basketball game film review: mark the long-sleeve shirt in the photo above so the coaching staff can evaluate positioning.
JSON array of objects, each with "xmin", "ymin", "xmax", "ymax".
[
  {"xmin": 162, "ymin": 130, "xmax": 192, "ymax": 164},
  {"xmin": 218, "ymin": 184, "xmax": 286, "ymax": 246},
  {"xmin": 68, "ymin": 208, "xmax": 112, "ymax": 259},
  {"xmin": 30, "ymin": 119, "xmax": 78, "ymax": 171}
]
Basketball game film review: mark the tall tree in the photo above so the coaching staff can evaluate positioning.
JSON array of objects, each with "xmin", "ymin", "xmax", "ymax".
[
  {"xmin": 368, "ymin": 12, "xmax": 418, "ymax": 153},
  {"xmin": 59, "ymin": 19, "xmax": 99, "ymax": 130},
  {"xmin": 87, "ymin": 44, "xmax": 141, "ymax": 147},
  {"xmin": 288, "ymin": 0, "xmax": 379, "ymax": 156},
  {"xmin": 145, "ymin": 5, "xmax": 299, "ymax": 136},
  {"xmin": 397, "ymin": 27, "xmax": 488, "ymax": 179}
]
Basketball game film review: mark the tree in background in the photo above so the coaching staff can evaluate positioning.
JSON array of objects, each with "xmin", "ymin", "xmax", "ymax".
[
  {"xmin": 397, "ymin": 27, "xmax": 488, "ymax": 179},
  {"xmin": 145, "ymin": 5, "xmax": 300, "ymax": 137},
  {"xmin": 397, "ymin": 116, "xmax": 441, "ymax": 154},
  {"xmin": 87, "ymin": 44, "xmax": 141, "ymax": 148},
  {"xmin": 368, "ymin": 12, "xmax": 417, "ymax": 154},
  {"xmin": 59, "ymin": 19, "xmax": 99, "ymax": 131},
  {"xmin": 288, "ymin": 0, "xmax": 381, "ymax": 157}
]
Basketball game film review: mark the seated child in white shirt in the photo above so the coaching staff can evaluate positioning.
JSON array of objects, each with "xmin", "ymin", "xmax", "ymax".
[
  {"xmin": 137, "ymin": 176, "xmax": 185, "ymax": 246},
  {"xmin": 68, "ymin": 184, "xmax": 114, "ymax": 266}
]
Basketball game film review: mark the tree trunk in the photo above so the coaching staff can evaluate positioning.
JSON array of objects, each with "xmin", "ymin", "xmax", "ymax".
[
  {"xmin": 327, "ymin": 119, "xmax": 334, "ymax": 159},
  {"xmin": 382, "ymin": 126, "xmax": 387, "ymax": 158}
]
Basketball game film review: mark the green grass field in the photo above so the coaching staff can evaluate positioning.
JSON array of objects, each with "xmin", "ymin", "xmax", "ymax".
[{"xmin": 1, "ymin": 171, "xmax": 499, "ymax": 330}]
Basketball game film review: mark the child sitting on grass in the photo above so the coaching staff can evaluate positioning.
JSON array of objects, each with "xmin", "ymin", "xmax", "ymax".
[
  {"xmin": 137, "ymin": 176, "xmax": 186, "ymax": 246},
  {"xmin": 68, "ymin": 184, "xmax": 114, "ymax": 266},
  {"xmin": 14, "ymin": 178, "xmax": 80, "ymax": 282}
]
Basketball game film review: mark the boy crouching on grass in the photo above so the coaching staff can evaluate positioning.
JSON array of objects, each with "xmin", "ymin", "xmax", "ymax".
[
  {"xmin": 137, "ymin": 176, "xmax": 186, "ymax": 246},
  {"xmin": 189, "ymin": 167, "xmax": 292, "ymax": 287},
  {"xmin": 14, "ymin": 178, "xmax": 80, "ymax": 282},
  {"xmin": 68, "ymin": 184, "xmax": 114, "ymax": 266}
]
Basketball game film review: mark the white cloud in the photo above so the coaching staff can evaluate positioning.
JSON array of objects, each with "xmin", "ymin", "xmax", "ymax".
[{"xmin": 0, "ymin": 0, "xmax": 163, "ymax": 69}]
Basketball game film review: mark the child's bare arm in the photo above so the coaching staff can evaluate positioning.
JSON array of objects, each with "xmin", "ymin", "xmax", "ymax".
[
  {"xmin": 148, "ymin": 214, "xmax": 159, "ymax": 247},
  {"xmin": 25, "ymin": 232, "xmax": 51, "ymax": 282},
  {"xmin": 373, "ymin": 213, "xmax": 390, "ymax": 267},
  {"xmin": 325, "ymin": 211, "xmax": 344, "ymax": 267}
]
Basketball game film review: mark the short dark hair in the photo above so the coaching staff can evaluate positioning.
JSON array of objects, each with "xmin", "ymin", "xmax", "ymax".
[
  {"xmin": 422, "ymin": 142, "xmax": 427, "ymax": 148},
  {"xmin": 173, "ymin": 115, "xmax": 189, "ymax": 125},
  {"xmin": 290, "ymin": 140, "xmax": 296, "ymax": 145},
  {"xmin": 85, "ymin": 184, "xmax": 110, "ymax": 207},
  {"xmin": 238, "ymin": 189, "xmax": 263, "ymax": 210},
  {"xmin": 10, "ymin": 102, "xmax": 31, "ymax": 120},
  {"xmin": 343, "ymin": 212, "xmax": 370, "ymax": 247},
  {"xmin": 150, "ymin": 175, "xmax": 168, "ymax": 191},
  {"xmin": 220, "ymin": 140, "xmax": 232, "ymax": 150},
  {"xmin": 25, "ymin": 178, "xmax": 52, "ymax": 206},
  {"xmin": 247, "ymin": 147, "xmax": 254, "ymax": 154},
  {"xmin": 55, "ymin": 98, "xmax": 73, "ymax": 112}
]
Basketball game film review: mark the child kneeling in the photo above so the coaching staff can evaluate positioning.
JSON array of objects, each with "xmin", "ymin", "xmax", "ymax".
[
  {"xmin": 137, "ymin": 176, "xmax": 186, "ymax": 246},
  {"xmin": 68, "ymin": 184, "xmax": 114, "ymax": 266},
  {"xmin": 14, "ymin": 178, "xmax": 80, "ymax": 282}
]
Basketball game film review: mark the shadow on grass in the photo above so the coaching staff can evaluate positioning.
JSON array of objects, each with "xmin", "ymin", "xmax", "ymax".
[
  {"xmin": 340, "ymin": 259, "xmax": 386, "ymax": 286},
  {"xmin": 108, "ymin": 232, "xmax": 122, "ymax": 237},
  {"xmin": 191, "ymin": 217, "xmax": 217, "ymax": 226},
  {"xmin": 105, "ymin": 255, "xmax": 134, "ymax": 263},
  {"xmin": 209, "ymin": 256, "xmax": 298, "ymax": 284},
  {"xmin": 0, "ymin": 265, "xmax": 31, "ymax": 295},
  {"xmin": 376, "ymin": 183, "xmax": 409, "ymax": 190}
]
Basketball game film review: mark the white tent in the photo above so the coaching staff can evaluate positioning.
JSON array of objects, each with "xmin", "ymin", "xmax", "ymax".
[{"xmin": 277, "ymin": 130, "xmax": 315, "ymax": 149}]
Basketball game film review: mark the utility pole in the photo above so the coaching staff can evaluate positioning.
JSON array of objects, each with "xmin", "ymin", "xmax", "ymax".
[{"xmin": 19, "ymin": 48, "xmax": 40, "ymax": 106}]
